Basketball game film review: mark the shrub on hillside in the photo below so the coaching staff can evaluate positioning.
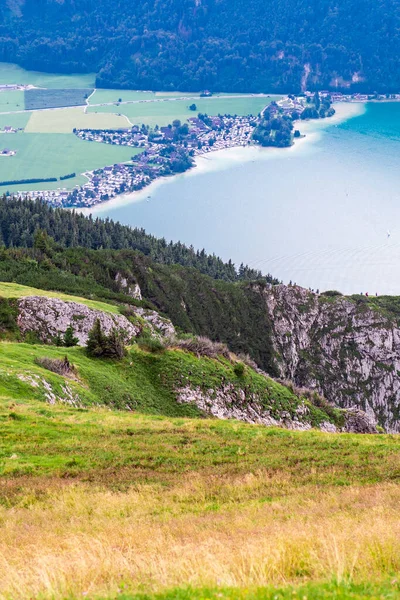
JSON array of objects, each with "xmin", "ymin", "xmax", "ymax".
[
  {"xmin": 86, "ymin": 319, "xmax": 127, "ymax": 359},
  {"xmin": 137, "ymin": 332, "xmax": 166, "ymax": 353},
  {"xmin": 175, "ymin": 336, "xmax": 230, "ymax": 360},
  {"xmin": 321, "ymin": 290, "xmax": 343, "ymax": 297},
  {"xmin": 0, "ymin": 298, "xmax": 18, "ymax": 332},
  {"xmin": 233, "ymin": 362, "xmax": 246, "ymax": 377},
  {"xmin": 35, "ymin": 355, "xmax": 75, "ymax": 376}
]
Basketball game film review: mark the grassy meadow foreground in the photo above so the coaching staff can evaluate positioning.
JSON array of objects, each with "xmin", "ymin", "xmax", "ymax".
[{"xmin": 1, "ymin": 340, "xmax": 400, "ymax": 598}]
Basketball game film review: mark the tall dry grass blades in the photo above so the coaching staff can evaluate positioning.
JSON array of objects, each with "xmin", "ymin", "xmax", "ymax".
[{"xmin": 0, "ymin": 478, "xmax": 399, "ymax": 599}]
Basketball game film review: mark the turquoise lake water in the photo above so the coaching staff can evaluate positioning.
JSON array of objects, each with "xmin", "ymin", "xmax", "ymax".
[{"xmin": 93, "ymin": 102, "xmax": 400, "ymax": 294}]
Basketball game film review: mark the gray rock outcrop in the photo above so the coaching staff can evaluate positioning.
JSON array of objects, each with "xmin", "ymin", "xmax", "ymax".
[
  {"xmin": 262, "ymin": 284, "xmax": 400, "ymax": 432},
  {"xmin": 115, "ymin": 273, "xmax": 142, "ymax": 300},
  {"xmin": 176, "ymin": 383, "xmax": 377, "ymax": 433},
  {"xmin": 18, "ymin": 296, "xmax": 140, "ymax": 346}
]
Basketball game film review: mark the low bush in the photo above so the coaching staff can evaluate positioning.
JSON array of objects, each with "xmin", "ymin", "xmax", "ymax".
[
  {"xmin": 321, "ymin": 290, "xmax": 343, "ymax": 297},
  {"xmin": 137, "ymin": 332, "xmax": 166, "ymax": 354},
  {"xmin": 34, "ymin": 355, "xmax": 76, "ymax": 376},
  {"xmin": 233, "ymin": 362, "xmax": 246, "ymax": 377},
  {"xmin": 175, "ymin": 336, "xmax": 230, "ymax": 360}
]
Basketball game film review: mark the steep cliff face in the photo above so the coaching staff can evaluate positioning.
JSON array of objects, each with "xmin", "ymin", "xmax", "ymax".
[{"xmin": 263, "ymin": 285, "xmax": 400, "ymax": 432}]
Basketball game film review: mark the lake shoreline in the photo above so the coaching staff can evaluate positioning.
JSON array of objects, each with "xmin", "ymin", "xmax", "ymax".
[{"xmin": 85, "ymin": 101, "xmax": 366, "ymax": 216}]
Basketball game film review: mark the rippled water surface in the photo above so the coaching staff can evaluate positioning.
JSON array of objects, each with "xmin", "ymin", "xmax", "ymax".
[{"xmin": 93, "ymin": 103, "xmax": 400, "ymax": 294}]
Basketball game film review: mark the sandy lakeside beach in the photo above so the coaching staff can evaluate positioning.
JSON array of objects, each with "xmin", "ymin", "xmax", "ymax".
[{"xmin": 83, "ymin": 101, "xmax": 366, "ymax": 216}]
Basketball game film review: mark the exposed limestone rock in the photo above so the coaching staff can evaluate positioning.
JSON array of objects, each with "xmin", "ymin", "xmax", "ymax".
[
  {"xmin": 176, "ymin": 384, "xmax": 376, "ymax": 433},
  {"xmin": 115, "ymin": 272, "xmax": 142, "ymax": 300},
  {"xmin": 18, "ymin": 296, "xmax": 140, "ymax": 346},
  {"xmin": 262, "ymin": 284, "xmax": 399, "ymax": 432},
  {"xmin": 179, "ymin": 384, "xmax": 317, "ymax": 432},
  {"xmin": 134, "ymin": 307, "xmax": 176, "ymax": 338}
]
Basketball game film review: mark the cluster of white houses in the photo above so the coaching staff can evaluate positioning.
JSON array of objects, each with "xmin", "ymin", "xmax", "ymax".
[
  {"xmin": 13, "ymin": 90, "xmax": 399, "ymax": 208},
  {"xmin": 18, "ymin": 114, "xmax": 260, "ymax": 207}
]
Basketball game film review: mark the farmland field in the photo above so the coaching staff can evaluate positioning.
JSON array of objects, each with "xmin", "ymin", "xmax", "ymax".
[
  {"xmin": 87, "ymin": 95, "xmax": 276, "ymax": 127},
  {"xmin": 0, "ymin": 133, "xmax": 140, "ymax": 192},
  {"xmin": 0, "ymin": 63, "xmax": 281, "ymax": 194},
  {"xmin": 0, "ymin": 90, "xmax": 25, "ymax": 112},
  {"xmin": 25, "ymin": 88, "xmax": 94, "ymax": 110},
  {"xmin": 25, "ymin": 107, "xmax": 131, "ymax": 133},
  {"xmin": 0, "ymin": 112, "xmax": 31, "ymax": 130},
  {"xmin": 89, "ymin": 89, "xmax": 157, "ymax": 104},
  {"xmin": 0, "ymin": 62, "xmax": 96, "ymax": 89}
]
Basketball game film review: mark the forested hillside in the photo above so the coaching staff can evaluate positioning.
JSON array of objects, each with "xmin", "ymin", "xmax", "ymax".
[
  {"xmin": 0, "ymin": 196, "xmax": 277, "ymax": 284},
  {"xmin": 2, "ymin": 0, "xmax": 400, "ymax": 92}
]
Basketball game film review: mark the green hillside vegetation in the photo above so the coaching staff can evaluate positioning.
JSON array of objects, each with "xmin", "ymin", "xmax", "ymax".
[
  {"xmin": 0, "ymin": 336, "xmax": 400, "ymax": 598},
  {"xmin": 3, "ymin": 0, "xmax": 400, "ymax": 93},
  {"xmin": 0, "ymin": 245, "xmax": 279, "ymax": 373}
]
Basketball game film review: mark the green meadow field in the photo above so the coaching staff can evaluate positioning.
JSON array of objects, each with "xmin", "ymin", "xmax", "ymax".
[
  {"xmin": 0, "ymin": 62, "xmax": 96, "ymax": 88},
  {"xmin": 88, "ymin": 95, "xmax": 275, "ymax": 127},
  {"xmin": 0, "ymin": 90, "xmax": 25, "ymax": 113},
  {"xmin": 0, "ymin": 134, "xmax": 139, "ymax": 192},
  {"xmin": 0, "ymin": 111, "xmax": 31, "ymax": 129},
  {"xmin": 89, "ymin": 89, "xmax": 158, "ymax": 104},
  {"xmin": 25, "ymin": 106, "xmax": 132, "ymax": 133}
]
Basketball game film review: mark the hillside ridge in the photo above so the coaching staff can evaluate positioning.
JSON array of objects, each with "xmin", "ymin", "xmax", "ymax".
[{"xmin": 0, "ymin": 286, "xmax": 377, "ymax": 433}]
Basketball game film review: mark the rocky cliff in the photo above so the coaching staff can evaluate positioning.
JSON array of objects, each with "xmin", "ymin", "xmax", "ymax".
[
  {"xmin": 263, "ymin": 285, "xmax": 400, "ymax": 432},
  {"xmin": 17, "ymin": 296, "xmax": 175, "ymax": 345},
  {"xmin": 10, "ymin": 293, "xmax": 377, "ymax": 434}
]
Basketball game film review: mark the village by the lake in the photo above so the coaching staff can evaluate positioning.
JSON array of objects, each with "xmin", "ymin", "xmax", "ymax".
[{"xmin": 0, "ymin": 72, "xmax": 399, "ymax": 209}]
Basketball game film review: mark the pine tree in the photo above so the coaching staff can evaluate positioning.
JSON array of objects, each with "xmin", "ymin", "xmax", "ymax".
[
  {"xmin": 63, "ymin": 325, "xmax": 79, "ymax": 347},
  {"xmin": 86, "ymin": 319, "xmax": 106, "ymax": 357}
]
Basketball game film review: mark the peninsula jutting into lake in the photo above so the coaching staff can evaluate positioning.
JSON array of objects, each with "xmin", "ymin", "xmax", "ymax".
[{"xmin": 14, "ymin": 90, "xmax": 339, "ymax": 208}]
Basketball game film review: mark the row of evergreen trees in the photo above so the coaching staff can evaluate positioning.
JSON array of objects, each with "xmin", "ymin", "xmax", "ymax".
[{"xmin": 0, "ymin": 196, "xmax": 279, "ymax": 284}]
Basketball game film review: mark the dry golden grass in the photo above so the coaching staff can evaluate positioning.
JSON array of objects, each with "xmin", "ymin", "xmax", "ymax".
[{"xmin": 1, "ymin": 474, "xmax": 400, "ymax": 599}]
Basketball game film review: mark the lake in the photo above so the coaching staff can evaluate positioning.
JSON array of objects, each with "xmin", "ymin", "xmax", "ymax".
[{"xmin": 91, "ymin": 101, "xmax": 400, "ymax": 295}]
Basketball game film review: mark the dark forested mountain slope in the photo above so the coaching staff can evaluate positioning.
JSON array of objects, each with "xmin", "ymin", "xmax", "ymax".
[{"xmin": 2, "ymin": 0, "xmax": 400, "ymax": 92}]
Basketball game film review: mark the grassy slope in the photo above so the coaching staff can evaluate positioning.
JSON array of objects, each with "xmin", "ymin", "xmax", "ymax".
[
  {"xmin": 0, "ymin": 341, "xmax": 400, "ymax": 599},
  {"xmin": 0, "ymin": 281, "xmax": 121, "ymax": 313},
  {"xmin": 0, "ymin": 340, "xmax": 328, "ymax": 427},
  {"xmin": 0, "ymin": 276, "xmax": 399, "ymax": 599}
]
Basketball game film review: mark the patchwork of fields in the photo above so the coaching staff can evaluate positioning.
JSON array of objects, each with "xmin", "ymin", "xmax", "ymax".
[{"xmin": 0, "ymin": 63, "xmax": 277, "ymax": 193}]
